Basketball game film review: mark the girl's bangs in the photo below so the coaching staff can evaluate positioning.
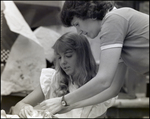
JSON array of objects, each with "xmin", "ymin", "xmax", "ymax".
[{"xmin": 54, "ymin": 40, "xmax": 73, "ymax": 54}]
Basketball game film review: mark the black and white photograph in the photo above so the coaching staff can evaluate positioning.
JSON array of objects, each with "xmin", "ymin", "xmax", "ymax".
[{"xmin": 1, "ymin": 1, "xmax": 149, "ymax": 118}]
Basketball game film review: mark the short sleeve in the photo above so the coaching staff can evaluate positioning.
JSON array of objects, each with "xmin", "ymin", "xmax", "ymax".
[
  {"xmin": 40, "ymin": 68, "xmax": 56, "ymax": 99},
  {"xmin": 99, "ymin": 14, "xmax": 128, "ymax": 50}
]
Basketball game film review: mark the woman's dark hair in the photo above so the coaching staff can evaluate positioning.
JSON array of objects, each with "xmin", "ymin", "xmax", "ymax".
[{"xmin": 61, "ymin": 1, "xmax": 115, "ymax": 27}]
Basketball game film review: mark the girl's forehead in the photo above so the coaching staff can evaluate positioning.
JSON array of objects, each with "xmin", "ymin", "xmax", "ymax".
[
  {"xmin": 57, "ymin": 49, "xmax": 74, "ymax": 55},
  {"xmin": 54, "ymin": 39, "xmax": 75, "ymax": 55}
]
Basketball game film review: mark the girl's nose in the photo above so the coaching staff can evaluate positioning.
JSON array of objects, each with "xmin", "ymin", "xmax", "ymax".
[{"xmin": 61, "ymin": 57, "xmax": 67, "ymax": 65}]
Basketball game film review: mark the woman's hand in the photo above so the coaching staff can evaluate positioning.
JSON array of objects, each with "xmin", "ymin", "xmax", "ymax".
[{"xmin": 40, "ymin": 97, "xmax": 63, "ymax": 115}]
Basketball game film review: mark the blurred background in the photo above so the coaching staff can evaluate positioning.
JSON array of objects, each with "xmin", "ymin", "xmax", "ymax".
[{"xmin": 1, "ymin": 1, "xmax": 149, "ymax": 118}]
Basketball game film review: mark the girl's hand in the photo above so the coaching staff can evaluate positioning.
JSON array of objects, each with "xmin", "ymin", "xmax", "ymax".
[
  {"xmin": 9, "ymin": 102, "xmax": 26, "ymax": 115},
  {"xmin": 1, "ymin": 110, "xmax": 7, "ymax": 118},
  {"xmin": 40, "ymin": 97, "xmax": 63, "ymax": 115},
  {"xmin": 18, "ymin": 105, "xmax": 34, "ymax": 118},
  {"xmin": 57, "ymin": 105, "xmax": 73, "ymax": 114}
]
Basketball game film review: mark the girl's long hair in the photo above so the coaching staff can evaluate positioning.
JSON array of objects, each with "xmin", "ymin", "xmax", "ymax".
[{"xmin": 52, "ymin": 32, "xmax": 97, "ymax": 97}]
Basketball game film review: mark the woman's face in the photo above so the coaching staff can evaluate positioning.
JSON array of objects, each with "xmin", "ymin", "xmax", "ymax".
[
  {"xmin": 71, "ymin": 16, "xmax": 101, "ymax": 39},
  {"xmin": 57, "ymin": 49, "xmax": 78, "ymax": 77}
]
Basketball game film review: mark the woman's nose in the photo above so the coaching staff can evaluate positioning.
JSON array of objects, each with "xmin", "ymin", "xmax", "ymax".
[
  {"xmin": 77, "ymin": 29, "xmax": 83, "ymax": 35},
  {"xmin": 76, "ymin": 27, "xmax": 83, "ymax": 35},
  {"xmin": 79, "ymin": 30, "xmax": 83, "ymax": 35}
]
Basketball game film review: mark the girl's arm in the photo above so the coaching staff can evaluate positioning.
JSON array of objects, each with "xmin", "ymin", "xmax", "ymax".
[
  {"xmin": 20, "ymin": 84, "xmax": 44, "ymax": 106},
  {"xmin": 65, "ymin": 47, "xmax": 122, "ymax": 105},
  {"xmin": 11, "ymin": 84, "xmax": 44, "ymax": 115},
  {"xmin": 59, "ymin": 62, "xmax": 127, "ymax": 113}
]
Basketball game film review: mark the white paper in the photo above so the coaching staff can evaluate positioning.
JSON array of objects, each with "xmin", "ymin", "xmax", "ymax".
[
  {"xmin": 1, "ymin": 1, "xmax": 46, "ymax": 95},
  {"xmin": 3, "ymin": 1, "xmax": 41, "ymax": 46},
  {"xmin": 34, "ymin": 26, "xmax": 61, "ymax": 62},
  {"xmin": 1, "ymin": 35, "xmax": 46, "ymax": 95}
]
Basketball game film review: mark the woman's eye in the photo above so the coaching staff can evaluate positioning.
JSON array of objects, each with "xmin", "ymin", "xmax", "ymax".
[
  {"xmin": 58, "ymin": 56, "xmax": 61, "ymax": 59},
  {"xmin": 75, "ymin": 23, "xmax": 79, "ymax": 27}
]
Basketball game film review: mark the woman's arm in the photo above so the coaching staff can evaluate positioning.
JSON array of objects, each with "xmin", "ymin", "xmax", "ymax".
[
  {"xmin": 58, "ymin": 62, "xmax": 127, "ymax": 113},
  {"xmin": 11, "ymin": 84, "xmax": 44, "ymax": 115},
  {"xmin": 73, "ymin": 62, "xmax": 126, "ymax": 108},
  {"xmin": 65, "ymin": 47, "xmax": 122, "ymax": 105}
]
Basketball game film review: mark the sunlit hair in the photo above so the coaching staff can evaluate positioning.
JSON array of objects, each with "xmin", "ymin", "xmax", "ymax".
[
  {"xmin": 52, "ymin": 32, "xmax": 97, "ymax": 97},
  {"xmin": 61, "ymin": 1, "xmax": 114, "ymax": 27}
]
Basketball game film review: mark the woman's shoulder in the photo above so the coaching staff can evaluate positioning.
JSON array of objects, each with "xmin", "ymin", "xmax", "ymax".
[
  {"xmin": 107, "ymin": 7, "xmax": 138, "ymax": 17},
  {"xmin": 103, "ymin": 7, "xmax": 131, "ymax": 23},
  {"xmin": 112, "ymin": 7, "xmax": 135, "ymax": 12}
]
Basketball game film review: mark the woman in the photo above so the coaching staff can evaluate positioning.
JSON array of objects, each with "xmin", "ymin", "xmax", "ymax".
[
  {"xmin": 11, "ymin": 32, "xmax": 118, "ymax": 118},
  {"xmin": 40, "ymin": 1, "xmax": 149, "ymax": 114}
]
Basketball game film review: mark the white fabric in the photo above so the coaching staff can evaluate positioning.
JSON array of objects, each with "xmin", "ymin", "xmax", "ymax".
[
  {"xmin": 40, "ymin": 68, "xmax": 117, "ymax": 118},
  {"xmin": 101, "ymin": 44, "xmax": 123, "ymax": 50},
  {"xmin": 1, "ymin": 109, "xmax": 53, "ymax": 118},
  {"xmin": 40, "ymin": 68, "xmax": 56, "ymax": 99}
]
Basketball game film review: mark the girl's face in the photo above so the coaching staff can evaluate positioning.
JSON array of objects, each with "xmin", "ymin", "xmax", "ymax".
[
  {"xmin": 71, "ymin": 16, "xmax": 101, "ymax": 39},
  {"xmin": 57, "ymin": 49, "xmax": 78, "ymax": 77}
]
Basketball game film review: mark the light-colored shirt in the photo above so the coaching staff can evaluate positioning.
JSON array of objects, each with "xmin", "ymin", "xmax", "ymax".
[
  {"xmin": 99, "ymin": 7, "xmax": 149, "ymax": 76},
  {"xmin": 40, "ymin": 68, "xmax": 117, "ymax": 118}
]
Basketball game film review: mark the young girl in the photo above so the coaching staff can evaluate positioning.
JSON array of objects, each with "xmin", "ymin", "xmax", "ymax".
[{"xmin": 11, "ymin": 32, "xmax": 117, "ymax": 118}]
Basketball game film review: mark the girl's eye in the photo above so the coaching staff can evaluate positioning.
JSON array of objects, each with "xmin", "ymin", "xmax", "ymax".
[
  {"xmin": 58, "ymin": 56, "xmax": 61, "ymax": 59},
  {"xmin": 66, "ymin": 55, "xmax": 72, "ymax": 58}
]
